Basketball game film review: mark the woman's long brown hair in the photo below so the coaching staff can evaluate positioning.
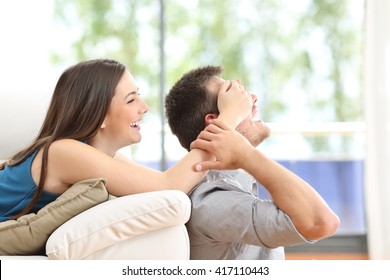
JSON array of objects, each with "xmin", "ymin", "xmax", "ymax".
[{"xmin": 0, "ymin": 59, "xmax": 126, "ymax": 219}]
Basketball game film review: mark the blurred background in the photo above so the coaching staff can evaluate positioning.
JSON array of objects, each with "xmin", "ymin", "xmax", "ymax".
[{"xmin": 0, "ymin": 0, "xmax": 389, "ymax": 259}]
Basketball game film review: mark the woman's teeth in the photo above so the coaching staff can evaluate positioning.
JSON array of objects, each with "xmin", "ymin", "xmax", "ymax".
[{"xmin": 130, "ymin": 121, "xmax": 140, "ymax": 127}]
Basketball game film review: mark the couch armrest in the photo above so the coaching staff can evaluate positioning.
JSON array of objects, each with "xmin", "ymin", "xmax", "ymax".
[{"xmin": 46, "ymin": 190, "xmax": 191, "ymax": 260}]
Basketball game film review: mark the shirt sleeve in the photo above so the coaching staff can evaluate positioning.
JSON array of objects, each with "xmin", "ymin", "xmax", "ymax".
[{"xmin": 187, "ymin": 180, "xmax": 314, "ymax": 248}]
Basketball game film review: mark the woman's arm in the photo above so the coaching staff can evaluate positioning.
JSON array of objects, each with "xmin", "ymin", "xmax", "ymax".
[{"xmin": 44, "ymin": 81, "xmax": 252, "ymax": 196}]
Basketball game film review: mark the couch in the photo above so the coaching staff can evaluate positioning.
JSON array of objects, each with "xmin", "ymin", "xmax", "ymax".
[{"xmin": 0, "ymin": 180, "xmax": 191, "ymax": 260}]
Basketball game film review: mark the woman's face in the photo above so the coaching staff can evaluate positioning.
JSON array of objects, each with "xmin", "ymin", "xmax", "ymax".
[{"xmin": 103, "ymin": 70, "xmax": 149, "ymax": 148}]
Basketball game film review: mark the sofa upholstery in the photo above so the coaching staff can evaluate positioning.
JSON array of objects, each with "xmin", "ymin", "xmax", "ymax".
[{"xmin": 0, "ymin": 189, "xmax": 191, "ymax": 260}]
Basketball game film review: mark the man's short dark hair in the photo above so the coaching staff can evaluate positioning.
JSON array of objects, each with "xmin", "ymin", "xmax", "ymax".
[{"xmin": 165, "ymin": 66, "xmax": 223, "ymax": 151}]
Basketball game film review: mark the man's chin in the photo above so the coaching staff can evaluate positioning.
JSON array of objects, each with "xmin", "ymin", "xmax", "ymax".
[
  {"xmin": 256, "ymin": 119, "xmax": 270, "ymax": 132},
  {"xmin": 252, "ymin": 134, "xmax": 269, "ymax": 147},
  {"xmin": 253, "ymin": 120, "xmax": 271, "ymax": 145}
]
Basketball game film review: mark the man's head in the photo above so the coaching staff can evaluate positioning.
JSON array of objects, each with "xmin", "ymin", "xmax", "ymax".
[{"xmin": 165, "ymin": 65, "xmax": 270, "ymax": 151}]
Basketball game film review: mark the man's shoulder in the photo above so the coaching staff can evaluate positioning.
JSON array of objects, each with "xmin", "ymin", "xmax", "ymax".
[
  {"xmin": 192, "ymin": 170, "xmax": 240, "ymax": 189},
  {"xmin": 189, "ymin": 170, "xmax": 255, "ymax": 197}
]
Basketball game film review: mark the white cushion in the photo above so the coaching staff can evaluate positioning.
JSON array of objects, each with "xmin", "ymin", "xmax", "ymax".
[
  {"xmin": 46, "ymin": 190, "xmax": 191, "ymax": 260},
  {"xmin": 83, "ymin": 225, "xmax": 190, "ymax": 260}
]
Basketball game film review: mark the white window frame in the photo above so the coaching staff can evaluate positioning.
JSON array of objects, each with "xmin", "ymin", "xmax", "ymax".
[{"xmin": 364, "ymin": 0, "xmax": 390, "ymax": 260}]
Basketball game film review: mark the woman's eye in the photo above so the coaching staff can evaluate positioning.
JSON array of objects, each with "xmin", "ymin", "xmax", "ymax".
[{"xmin": 127, "ymin": 99, "xmax": 135, "ymax": 104}]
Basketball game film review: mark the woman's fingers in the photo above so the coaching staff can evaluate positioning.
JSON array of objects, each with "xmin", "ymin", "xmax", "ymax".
[
  {"xmin": 190, "ymin": 138, "xmax": 216, "ymax": 153},
  {"xmin": 206, "ymin": 119, "xmax": 231, "ymax": 131},
  {"xmin": 194, "ymin": 161, "xmax": 224, "ymax": 172},
  {"xmin": 220, "ymin": 80, "xmax": 233, "ymax": 92}
]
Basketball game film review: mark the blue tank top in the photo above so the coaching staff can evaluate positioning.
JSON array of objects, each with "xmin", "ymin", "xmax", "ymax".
[{"xmin": 0, "ymin": 151, "xmax": 60, "ymax": 222}]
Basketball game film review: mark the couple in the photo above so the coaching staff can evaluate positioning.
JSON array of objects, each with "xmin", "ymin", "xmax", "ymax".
[{"xmin": 0, "ymin": 59, "xmax": 339, "ymax": 259}]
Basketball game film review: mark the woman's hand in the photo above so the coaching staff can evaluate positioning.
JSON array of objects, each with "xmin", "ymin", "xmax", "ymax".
[
  {"xmin": 217, "ymin": 80, "xmax": 252, "ymax": 128},
  {"xmin": 190, "ymin": 119, "xmax": 253, "ymax": 171}
]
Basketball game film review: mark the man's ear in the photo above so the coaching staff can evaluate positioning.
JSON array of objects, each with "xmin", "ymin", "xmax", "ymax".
[{"xmin": 204, "ymin": 114, "xmax": 218, "ymax": 125}]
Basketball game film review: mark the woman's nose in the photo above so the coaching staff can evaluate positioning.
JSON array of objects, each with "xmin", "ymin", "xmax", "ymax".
[{"xmin": 141, "ymin": 100, "xmax": 149, "ymax": 114}]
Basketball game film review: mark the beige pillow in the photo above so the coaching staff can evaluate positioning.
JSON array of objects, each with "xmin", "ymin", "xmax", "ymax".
[{"xmin": 0, "ymin": 178, "xmax": 109, "ymax": 255}]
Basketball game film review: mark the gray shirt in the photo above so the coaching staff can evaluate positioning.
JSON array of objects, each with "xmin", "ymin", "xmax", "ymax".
[{"xmin": 187, "ymin": 170, "xmax": 314, "ymax": 260}]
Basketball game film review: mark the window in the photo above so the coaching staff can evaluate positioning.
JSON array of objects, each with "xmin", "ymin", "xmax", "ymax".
[{"xmin": 0, "ymin": 0, "xmax": 367, "ymax": 255}]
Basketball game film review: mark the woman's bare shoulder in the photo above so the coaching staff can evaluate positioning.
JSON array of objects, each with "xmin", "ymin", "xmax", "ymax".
[
  {"xmin": 49, "ymin": 139, "xmax": 97, "ymax": 157},
  {"xmin": 50, "ymin": 138, "xmax": 88, "ymax": 148},
  {"xmin": 46, "ymin": 139, "xmax": 111, "ymax": 184}
]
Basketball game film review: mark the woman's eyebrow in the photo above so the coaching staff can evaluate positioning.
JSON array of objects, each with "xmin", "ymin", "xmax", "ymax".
[{"xmin": 123, "ymin": 88, "xmax": 139, "ymax": 100}]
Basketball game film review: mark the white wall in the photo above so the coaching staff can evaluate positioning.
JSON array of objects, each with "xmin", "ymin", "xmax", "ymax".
[
  {"xmin": 0, "ymin": 2, "xmax": 58, "ymax": 159},
  {"xmin": 364, "ymin": 0, "xmax": 390, "ymax": 259}
]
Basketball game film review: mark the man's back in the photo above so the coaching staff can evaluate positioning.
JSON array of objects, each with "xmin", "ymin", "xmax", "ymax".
[{"xmin": 187, "ymin": 170, "xmax": 311, "ymax": 260}]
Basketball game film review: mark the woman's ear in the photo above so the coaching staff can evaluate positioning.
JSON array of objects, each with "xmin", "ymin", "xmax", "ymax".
[
  {"xmin": 100, "ymin": 117, "xmax": 107, "ymax": 129},
  {"xmin": 204, "ymin": 114, "xmax": 218, "ymax": 125}
]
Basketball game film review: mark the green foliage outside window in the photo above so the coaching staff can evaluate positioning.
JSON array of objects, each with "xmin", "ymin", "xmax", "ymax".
[{"xmin": 52, "ymin": 0, "xmax": 364, "ymax": 155}]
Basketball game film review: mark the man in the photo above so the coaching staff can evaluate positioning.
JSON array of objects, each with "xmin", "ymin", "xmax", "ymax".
[{"xmin": 165, "ymin": 65, "xmax": 340, "ymax": 260}]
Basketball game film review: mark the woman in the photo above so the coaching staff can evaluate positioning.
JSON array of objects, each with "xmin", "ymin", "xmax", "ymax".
[{"xmin": 0, "ymin": 59, "xmax": 252, "ymax": 222}]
